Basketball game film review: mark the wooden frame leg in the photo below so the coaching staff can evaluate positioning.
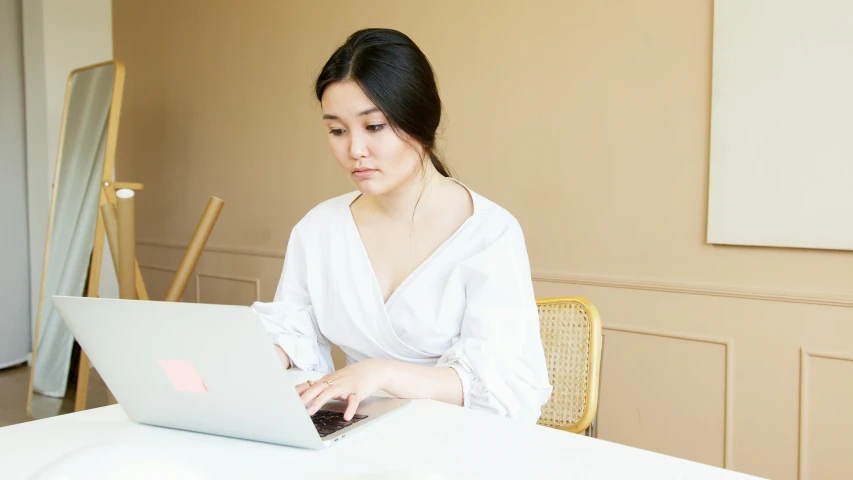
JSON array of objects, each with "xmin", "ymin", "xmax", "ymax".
[
  {"xmin": 116, "ymin": 189, "xmax": 138, "ymax": 301},
  {"xmin": 74, "ymin": 352, "xmax": 92, "ymax": 411},
  {"xmin": 103, "ymin": 184, "xmax": 149, "ymax": 300},
  {"xmin": 164, "ymin": 197, "xmax": 224, "ymax": 302},
  {"xmin": 73, "ymin": 185, "xmax": 111, "ymax": 412}
]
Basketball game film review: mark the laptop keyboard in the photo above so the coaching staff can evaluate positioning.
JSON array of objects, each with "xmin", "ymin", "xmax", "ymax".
[{"xmin": 312, "ymin": 410, "xmax": 368, "ymax": 437}]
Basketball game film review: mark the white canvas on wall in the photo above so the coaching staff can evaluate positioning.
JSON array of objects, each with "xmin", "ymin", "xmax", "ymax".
[{"xmin": 708, "ymin": 0, "xmax": 853, "ymax": 251}]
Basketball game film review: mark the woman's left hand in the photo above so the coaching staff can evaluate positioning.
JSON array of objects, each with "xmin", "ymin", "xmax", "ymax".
[{"xmin": 295, "ymin": 359, "xmax": 393, "ymax": 421}]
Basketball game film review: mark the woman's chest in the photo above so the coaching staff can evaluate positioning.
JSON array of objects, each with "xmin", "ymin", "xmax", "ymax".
[
  {"xmin": 309, "ymin": 234, "xmax": 469, "ymax": 360},
  {"xmin": 356, "ymin": 215, "xmax": 468, "ymax": 305}
]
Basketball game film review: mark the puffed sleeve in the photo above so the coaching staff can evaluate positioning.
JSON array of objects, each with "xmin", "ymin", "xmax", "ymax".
[
  {"xmin": 251, "ymin": 225, "xmax": 334, "ymax": 374},
  {"xmin": 436, "ymin": 218, "xmax": 552, "ymax": 422}
]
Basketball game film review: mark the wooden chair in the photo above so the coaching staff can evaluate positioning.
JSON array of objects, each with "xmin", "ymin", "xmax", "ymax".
[{"xmin": 536, "ymin": 297, "xmax": 604, "ymax": 437}]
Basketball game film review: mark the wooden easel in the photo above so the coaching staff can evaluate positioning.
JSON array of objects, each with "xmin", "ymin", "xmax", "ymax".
[
  {"xmin": 74, "ymin": 180, "xmax": 146, "ymax": 410},
  {"xmin": 74, "ymin": 179, "xmax": 224, "ymax": 411}
]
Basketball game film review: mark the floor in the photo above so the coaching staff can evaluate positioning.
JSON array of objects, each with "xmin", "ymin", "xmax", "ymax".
[{"xmin": 0, "ymin": 361, "xmax": 109, "ymax": 428}]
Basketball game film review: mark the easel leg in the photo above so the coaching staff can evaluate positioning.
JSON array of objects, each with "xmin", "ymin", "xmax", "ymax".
[
  {"xmin": 74, "ymin": 186, "xmax": 109, "ymax": 411},
  {"xmin": 74, "ymin": 352, "xmax": 91, "ymax": 411},
  {"xmin": 116, "ymin": 189, "xmax": 138, "ymax": 301},
  {"xmin": 165, "ymin": 197, "xmax": 224, "ymax": 301},
  {"xmin": 102, "ymin": 186, "xmax": 149, "ymax": 301}
]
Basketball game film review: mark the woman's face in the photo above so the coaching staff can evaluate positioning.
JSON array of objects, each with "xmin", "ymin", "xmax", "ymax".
[{"xmin": 321, "ymin": 80, "xmax": 423, "ymax": 197}]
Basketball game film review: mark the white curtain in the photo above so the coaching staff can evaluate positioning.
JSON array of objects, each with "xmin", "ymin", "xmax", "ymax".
[
  {"xmin": 31, "ymin": 64, "xmax": 113, "ymax": 397},
  {"xmin": 0, "ymin": 0, "xmax": 31, "ymax": 370}
]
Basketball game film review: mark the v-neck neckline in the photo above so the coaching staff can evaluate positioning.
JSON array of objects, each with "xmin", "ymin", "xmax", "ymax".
[{"xmin": 345, "ymin": 178, "xmax": 477, "ymax": 308}]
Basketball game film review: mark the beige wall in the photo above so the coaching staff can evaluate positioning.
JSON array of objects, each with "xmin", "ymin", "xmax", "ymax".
[{"xmin": 112, "ymin": 1, "xmax": 853, "ymax": 479}]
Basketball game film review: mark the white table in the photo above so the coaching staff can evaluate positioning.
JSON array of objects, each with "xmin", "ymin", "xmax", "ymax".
[{"xmin": 1, "ymin": 401, "xmax": 760, "ymax": 480}]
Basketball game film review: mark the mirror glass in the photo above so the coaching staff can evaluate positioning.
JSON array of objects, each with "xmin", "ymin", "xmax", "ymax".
[{"xmin": 27, "ymin": 62, "xmax": 120, "ymax": 419}]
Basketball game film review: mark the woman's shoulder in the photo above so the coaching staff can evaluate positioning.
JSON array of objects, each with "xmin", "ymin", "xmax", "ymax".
[
  {"xmin": 292, "ymin": 190, "xmax": 359, "ymax": 232},
  {"xmin": 464, "ymin": 183, "xmax": 524, "ymax": 232}
]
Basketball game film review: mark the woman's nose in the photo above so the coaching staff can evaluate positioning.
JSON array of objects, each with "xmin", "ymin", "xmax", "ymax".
[{"xmin": 349, "ymin": 131, "xmax": 368, "ymax": 159}]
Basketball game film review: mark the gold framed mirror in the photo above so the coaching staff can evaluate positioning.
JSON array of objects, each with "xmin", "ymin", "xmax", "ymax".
[{"xmin": 26, "ymin": 60, "xmax": 125, "ymax": 420}]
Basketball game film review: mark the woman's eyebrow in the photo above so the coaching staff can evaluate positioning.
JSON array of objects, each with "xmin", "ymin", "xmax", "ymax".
[{"xmin": 322, "ymin": 108, "xmax": 380, "ymax": 120}]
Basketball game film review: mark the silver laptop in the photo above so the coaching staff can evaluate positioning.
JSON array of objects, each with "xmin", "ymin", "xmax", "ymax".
[{"xmin": 51, "ymin": 295, "xmax": 409, "ymax": 449}]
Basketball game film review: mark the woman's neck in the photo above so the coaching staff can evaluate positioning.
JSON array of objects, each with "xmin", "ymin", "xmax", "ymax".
[{"xmin": 367, "ymin": 164, "xmax": 442, "ymax": 223}]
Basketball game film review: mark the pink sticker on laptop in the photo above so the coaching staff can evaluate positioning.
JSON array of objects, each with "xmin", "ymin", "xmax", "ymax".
[{"xmin": 157, "ymin": 359, "xmax": 208, "ymax": 393}]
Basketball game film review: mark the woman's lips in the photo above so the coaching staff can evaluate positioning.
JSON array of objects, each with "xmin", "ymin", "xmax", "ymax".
[{"xmin": 353, "ymin": 169, "xmax": 377, "ymax": 179}]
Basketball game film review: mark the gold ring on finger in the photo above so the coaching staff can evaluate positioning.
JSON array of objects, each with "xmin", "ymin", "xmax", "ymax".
[{"xmin": 325, "ymin": 380, "xmax": 335, "ymax": 387}]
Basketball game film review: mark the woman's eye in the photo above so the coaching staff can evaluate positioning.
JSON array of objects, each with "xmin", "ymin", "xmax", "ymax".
[
  {"xmin": 329, "ymin": 128, "xmax": 345, "ymax": 136},
  {"xmin": 366, "ymin": 124, "xmax": 385, "ymax": 132}
]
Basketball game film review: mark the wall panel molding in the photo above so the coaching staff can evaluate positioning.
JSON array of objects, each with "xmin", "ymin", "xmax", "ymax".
[
  {"xmin": 604, "ymin": 325, "xmax": 734, "ymax": 469},
  {"xmin": 798, "ymin": 348, "xmax": 853, "ymax": 480},
  {"xmin": 137, "ymin": 240, "xmax": 852, "ymax": 307},
  {"xmin": 137, "ymin": 264, "xmax": 193, "ymax": 302},
  {"xmin": 139, "ymin": 263, "xmax": 262, "ymax": 305},
  {"xmin": 195, "ymin": 272, "xmax": 261, "ymax": 303},
  {"xmin": 534, "ymin": 273, "xmax": 853, "ymax": 308},
  {"xmin": 138, "ymin": 264, "xmax": 177, "ymax": 273},
  {"xmin": 138, "ymin": 239, "xmax": 285, "ymax": 259}
]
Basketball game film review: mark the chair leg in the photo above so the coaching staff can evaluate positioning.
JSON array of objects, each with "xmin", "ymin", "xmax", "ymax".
[
  {"xmin": 588, "ymin": 417, "xmax": 597, "ymax": 438},
  {"xmin": 590, "ymin": 333, "xmax": 605, "ymax": 439}
]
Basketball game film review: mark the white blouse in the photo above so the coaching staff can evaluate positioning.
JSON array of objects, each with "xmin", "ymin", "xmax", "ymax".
[{"xmin": 251, "ymin": 183, "xmax": 552, "ymax": 421}]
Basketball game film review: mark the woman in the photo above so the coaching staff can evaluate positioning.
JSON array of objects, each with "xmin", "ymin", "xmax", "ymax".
[{"xmin": 252, "ymin": 28, "xmax": 551, "ymax": 423}]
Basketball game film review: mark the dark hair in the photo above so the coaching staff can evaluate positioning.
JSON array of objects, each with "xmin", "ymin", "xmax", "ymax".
[{"xmin": 315, "ymin": 28, "xmax": 451, "ymax": 178}]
